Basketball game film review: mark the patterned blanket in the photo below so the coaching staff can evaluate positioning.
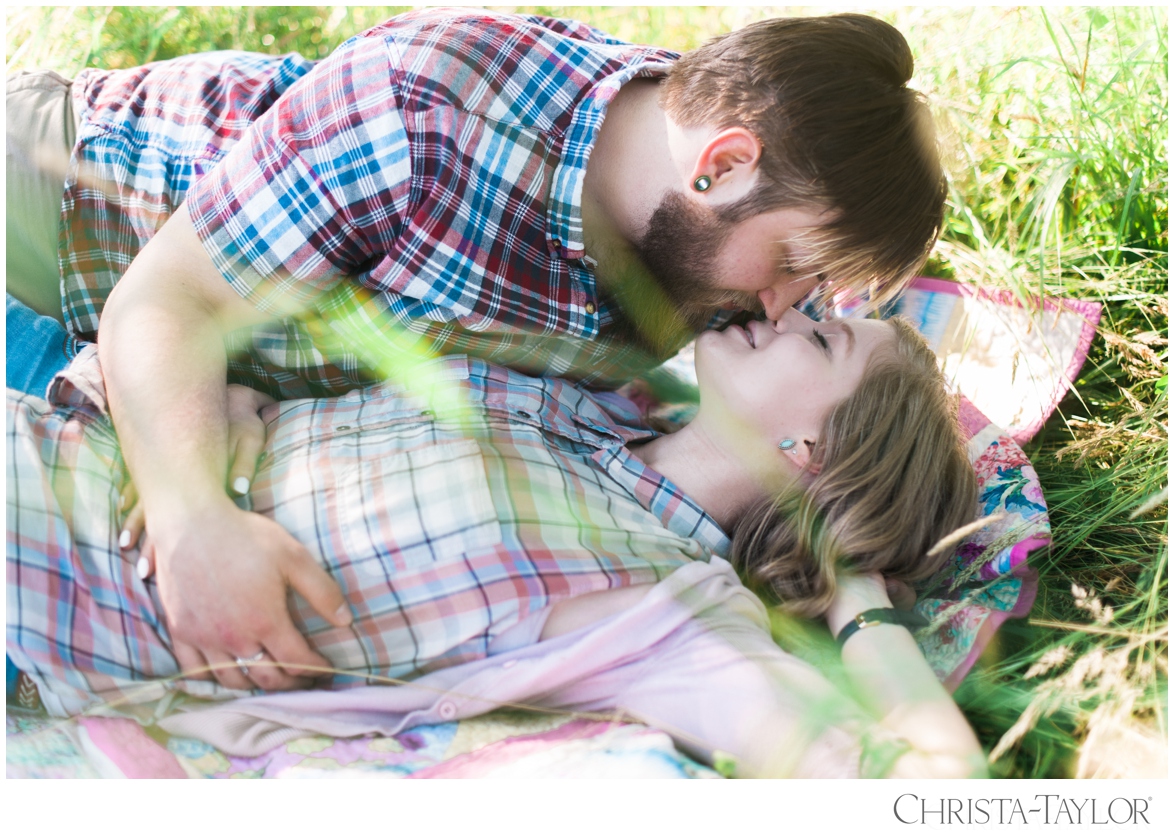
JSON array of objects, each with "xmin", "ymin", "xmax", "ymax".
[{"xmin": 7, "ymin": 708, "xmax": 718, "ymax": 779}]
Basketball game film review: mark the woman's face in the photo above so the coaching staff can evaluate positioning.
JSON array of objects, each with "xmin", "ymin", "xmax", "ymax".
[{"xmin": 694, "ymin": 307, "xmax": 895, "ymax": 460}]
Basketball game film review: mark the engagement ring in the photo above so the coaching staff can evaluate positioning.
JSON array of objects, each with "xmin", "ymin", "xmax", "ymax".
[{"xmin": 234, "ymin": 650, "xmax": 266, "ymax": 677}]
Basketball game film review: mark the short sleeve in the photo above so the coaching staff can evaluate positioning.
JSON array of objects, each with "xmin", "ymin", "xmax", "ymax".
[{"xmin": 186, "ymin": 34, "xmax": 413, "ymax": 312}]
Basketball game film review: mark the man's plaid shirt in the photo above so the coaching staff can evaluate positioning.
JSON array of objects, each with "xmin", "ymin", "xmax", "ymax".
[
  {"xmin": 6, "ymin": 347, "xmax": 730, "ymax": 714},
  {"xmin": 60, "ymin": 8, "xmax": 687, "ymax": 398}
]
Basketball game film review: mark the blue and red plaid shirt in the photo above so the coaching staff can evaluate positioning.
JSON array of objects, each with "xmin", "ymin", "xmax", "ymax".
[{"xmin": 60, "ymin": 9, "xmax": 690, "ymax": 397}]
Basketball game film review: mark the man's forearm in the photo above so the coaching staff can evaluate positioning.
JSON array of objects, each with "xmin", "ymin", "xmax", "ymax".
[
  {"xmin": 97, "ymin": 203, "xmax": 263, "ymax": 529},
  {"xmin": 100, "ymin": 287, "xmax": 230, "ymax": 523},
  {"xmin": 96, "ymin": 203, "xmax": 349, "ymax": 690}
]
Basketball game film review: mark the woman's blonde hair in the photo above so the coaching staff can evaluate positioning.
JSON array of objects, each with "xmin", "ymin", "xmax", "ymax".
[{"xmin": 727, "ymin": 316, "xmax": 977, "ymax": 618}]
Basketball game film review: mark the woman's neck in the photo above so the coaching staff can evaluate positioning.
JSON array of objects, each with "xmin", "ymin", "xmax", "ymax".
[{"xmin": 628, "ymin": 424, "xmax": 768, "ymax": 532}]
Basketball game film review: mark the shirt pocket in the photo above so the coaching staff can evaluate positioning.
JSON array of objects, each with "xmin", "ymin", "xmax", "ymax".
[{"xmin": 335, "ymin": 437, "xmax": 503, "ymax": 574}]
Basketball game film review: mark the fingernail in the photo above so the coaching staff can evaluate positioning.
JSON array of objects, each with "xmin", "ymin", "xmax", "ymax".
[
  {"xmin": 119, "ymin": 530, "xmax": 132, "ymax": 549},
  {"xmin": 232, "ymin": 476, "xmax": 250, "ymax": 495},
  {"xmin": 334, "ymin": 604, "xmax": 353, "ymax": 626},
  {"xmin": 136, "ymin": 556, "xmax": 151, "ymax": 580}
]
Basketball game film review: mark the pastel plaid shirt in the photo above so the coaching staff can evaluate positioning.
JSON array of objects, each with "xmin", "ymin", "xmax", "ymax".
[
  {"xmin": 6, "ymin": 346, "xmax": 730, "ymax": 715},
  {"xmin": 60, "ymin": 8, "xmax": 689, "ymax": 397}
]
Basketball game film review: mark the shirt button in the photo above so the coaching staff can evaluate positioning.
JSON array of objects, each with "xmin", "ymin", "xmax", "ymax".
[
  {"xmin": 336, "ymin": 425, "xmax": 351, "ymax": 432},
  {"xmin": 421, "ymin": 409, "xmax": 434, "ymax": 418},
  {"xmin": 437, "ymin": 701, "xmax": 458, "ymax": 720},
  {"xmin": 516, "ymin": 410, "xmax": 532, "ymax": 420},
  {"xmin": 585, "ymin": 302, "xmax": 596, "ymax": 315}
]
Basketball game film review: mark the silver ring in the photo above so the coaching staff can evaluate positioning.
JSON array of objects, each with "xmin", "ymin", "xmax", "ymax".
[{"xmin": 234, "ymin": 650, "xmax": 265, "ymax": 677}]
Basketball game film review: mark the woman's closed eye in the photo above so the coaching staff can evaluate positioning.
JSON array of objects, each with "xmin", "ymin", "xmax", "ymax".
[{"xmin": 811, "ymin": 329, "xmax": 831, "ymax": 355}]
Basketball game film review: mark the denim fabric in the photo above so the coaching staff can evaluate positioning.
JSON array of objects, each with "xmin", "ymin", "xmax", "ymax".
[{"xmin": 6, "ymin": 293, "xmax": 74, "ymax": 397}]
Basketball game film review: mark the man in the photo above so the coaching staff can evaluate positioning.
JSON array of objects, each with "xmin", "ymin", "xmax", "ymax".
[{"xmin": 6, "ymin": 9, "xmax": 944, "ymax": 690}]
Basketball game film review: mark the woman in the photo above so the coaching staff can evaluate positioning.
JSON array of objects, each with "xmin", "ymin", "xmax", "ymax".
[{"xmin": 6, "ymin": 307, "xmax": 981, "ymax": 778}]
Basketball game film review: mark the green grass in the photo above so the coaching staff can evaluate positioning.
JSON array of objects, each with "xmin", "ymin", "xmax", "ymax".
[
  {"xmin": 6, "ymin": 5, "xmax": 1167, "ymax": 779},
  {"xmin": 908, "ymin": 6, "xmax": 1167, "ymax": 779}
]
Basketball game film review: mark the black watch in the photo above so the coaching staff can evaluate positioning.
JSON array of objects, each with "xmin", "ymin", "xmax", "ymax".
[{"xmin": 835, "ymin": 608, "xmax": 929, "ymax": 650}]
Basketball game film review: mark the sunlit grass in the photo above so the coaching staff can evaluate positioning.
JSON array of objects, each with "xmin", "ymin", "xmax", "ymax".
[{"xmin": 6, "ymin": 5, "xmax": 1167, "ymax": 779}]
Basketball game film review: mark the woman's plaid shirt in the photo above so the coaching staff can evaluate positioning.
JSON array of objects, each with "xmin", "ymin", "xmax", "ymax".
[
  {"xmin": 6, "ymin": 347, "xmax": 729, "ymax": 715},
  {"xmin": 59, "ymin": 9, "xmax": 686, "ymax": 398}
]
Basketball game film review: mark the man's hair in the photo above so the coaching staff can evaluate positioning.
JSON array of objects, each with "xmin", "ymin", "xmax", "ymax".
[
  {"xmin": 726, "ymin": 317, "xmax": 977, "ymax": 618},
  {"xmin": 661, "ymin": 14, "xmax": 946, "ymax": 307}
]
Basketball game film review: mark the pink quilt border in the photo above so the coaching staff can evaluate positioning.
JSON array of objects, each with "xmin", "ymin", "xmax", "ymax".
[{"xmin": 908, "ymin": 277, "xmax": 1102, "ymax": 444}]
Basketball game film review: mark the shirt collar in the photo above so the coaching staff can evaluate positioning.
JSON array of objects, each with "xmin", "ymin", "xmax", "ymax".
[
  {"xmin": 546, "ymin": 60, "xmax": 674, "ymax": 260},
  {"xmin": 590, "ymin": 444, "xmax": 731, "ymax": 558},
  {"xmin": 371, "ymin": 357, "xmax": 729, "ymax": 555}
]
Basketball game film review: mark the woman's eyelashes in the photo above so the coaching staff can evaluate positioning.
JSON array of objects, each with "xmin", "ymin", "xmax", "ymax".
[{"xmin": 811, "ymin": 328, "xmax": 831, "ymax": 354}]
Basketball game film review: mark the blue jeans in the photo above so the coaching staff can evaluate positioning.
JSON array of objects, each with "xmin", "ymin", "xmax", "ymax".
[{"xmin": 6, "ymin": 292, "xmax": 75, "ymax": 397}]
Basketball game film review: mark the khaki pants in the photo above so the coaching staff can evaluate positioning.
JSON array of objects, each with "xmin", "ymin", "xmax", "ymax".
[{"xmin": 6, "ymin": 70, "xmax": 81, "ymax": 324}]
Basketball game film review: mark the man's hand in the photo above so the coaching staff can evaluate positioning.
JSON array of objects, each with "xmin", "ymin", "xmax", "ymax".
[
  {"xmin": 119, "ymin": 384, "xmax": 276, "ymax": 555},
  {"xmin": 148, "ymin": 500, "xmax": 353, "ymax": 691},
  {"xmin": 98, "ymin": 202, "xmax": 335, "ymax": 692},
  {"xmin": 117, "ymin": 383, "xmax": 345, "ymax": 692}
]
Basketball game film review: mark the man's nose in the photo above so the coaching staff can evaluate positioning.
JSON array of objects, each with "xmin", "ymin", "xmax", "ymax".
[
  {"xmin": 758, "ymin": 276, "xmax": 820, "ymax": 321},
  {"xmin": 757, "ymin": 288, "xmax": 789, "ymax": 321}
]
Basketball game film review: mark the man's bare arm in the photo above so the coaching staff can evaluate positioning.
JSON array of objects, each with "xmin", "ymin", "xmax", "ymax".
[{"xmin": 98, "ymin": 203, "xmax": 352, "ymax": 691}]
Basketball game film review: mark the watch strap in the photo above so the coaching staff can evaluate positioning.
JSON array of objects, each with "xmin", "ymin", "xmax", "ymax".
[{"xmin": 835, "ymin": 607, "xmax": 929, "ymax": 650}]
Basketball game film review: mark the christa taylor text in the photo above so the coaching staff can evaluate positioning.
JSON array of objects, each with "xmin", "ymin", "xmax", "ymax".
[{"xmin": 893, "ymin": 794, "xmax": 1152, "ymax": 825}]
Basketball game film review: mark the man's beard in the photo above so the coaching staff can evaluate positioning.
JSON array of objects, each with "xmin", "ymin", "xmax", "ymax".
[
  {"xmin": 595, "ymin": 190, "xmax": 761, "ymax": 362},
  {"xmin": 634, "ymin": 190, "xmax": 761, "ymax": 330}
]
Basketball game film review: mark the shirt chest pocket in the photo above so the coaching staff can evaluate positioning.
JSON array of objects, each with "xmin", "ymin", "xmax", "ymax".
[{"xmin": 329, "ymin": 438, "xmax": 503, "ymax": 574}]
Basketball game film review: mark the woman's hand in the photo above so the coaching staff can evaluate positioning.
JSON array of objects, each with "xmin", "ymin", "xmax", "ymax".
[
  {"xmin": 118, "ymin": 384, "xmax": 275, "ymax": 561},
  {"xmin": 115, "ymin": 381, "xmax": 347, "ymax": 691},
  {"xmin": 223, "ymin": 383, "xmax": 277, "ymax": 494}
]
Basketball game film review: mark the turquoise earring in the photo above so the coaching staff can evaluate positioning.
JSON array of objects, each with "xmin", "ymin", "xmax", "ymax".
[
  {"xmin": 692, "ymin": 175, "xmax": 712, "ymax": 193},
  {"xmin": 778, "ymin": 439, "xmax": 797, "ymax": 452}
]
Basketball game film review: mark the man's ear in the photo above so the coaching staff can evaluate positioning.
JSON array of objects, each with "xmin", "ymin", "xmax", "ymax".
[{"xmin": 690, "ymin": 126, "xmax": 762, "ymax": 198}]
